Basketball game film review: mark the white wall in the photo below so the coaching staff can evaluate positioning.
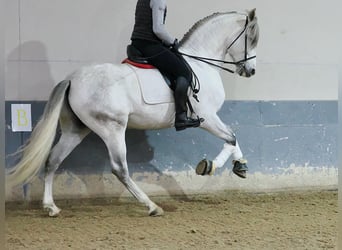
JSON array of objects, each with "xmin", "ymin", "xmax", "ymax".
[{"xmin": 5, "ymin": 0, "xmax": 341, "ymax": 101}]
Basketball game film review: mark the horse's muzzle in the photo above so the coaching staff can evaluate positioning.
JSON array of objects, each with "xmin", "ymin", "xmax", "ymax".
[
  {"xmin": 237, "ymin": 67, "xmax": 255, "ymax": 78},
  {"xmin": 245, "ymin": 68, "xmax": 256, "ymax": 77}
]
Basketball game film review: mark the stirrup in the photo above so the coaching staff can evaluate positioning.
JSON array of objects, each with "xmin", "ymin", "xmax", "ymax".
[{"xmin": 232, "ymin": 159, "xmax": 248, "ymax": 178}]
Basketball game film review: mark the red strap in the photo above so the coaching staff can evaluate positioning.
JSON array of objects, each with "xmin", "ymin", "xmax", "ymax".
[{"xmin": 122, "ymin": 58, "xmax": 155, "ymax": 69}]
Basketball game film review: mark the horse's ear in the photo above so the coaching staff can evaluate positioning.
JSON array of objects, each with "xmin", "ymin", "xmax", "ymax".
[{"xmin": 248, "ymin": 8, "xmax": 256, "ymax": 21}]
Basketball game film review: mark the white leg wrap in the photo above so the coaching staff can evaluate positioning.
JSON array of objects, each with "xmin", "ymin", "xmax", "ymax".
[
  {"xmin": 232, "ymin": 141, "xmax": 243, "ymax": 161},
  {"xmin": 213, "ymin": 141, "xmax": 243, "ymax": 168}
]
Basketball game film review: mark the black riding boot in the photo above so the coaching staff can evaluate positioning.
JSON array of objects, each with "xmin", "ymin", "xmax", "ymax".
[{"xmin": 174, "ymin": 76, "xmax": 202, "ymax": 131}]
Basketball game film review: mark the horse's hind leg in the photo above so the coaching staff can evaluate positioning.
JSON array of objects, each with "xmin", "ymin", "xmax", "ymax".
[
  {"xmin": 197, "ymin": 114, "xmax": 247, "ymax": 178},
  {"xmin": 95, "ymin": 121, "xmax": 163, "ymax": 216},
  {"xmin": 43, "ymin": 105, "xmax": 90, "ymax": 216}
]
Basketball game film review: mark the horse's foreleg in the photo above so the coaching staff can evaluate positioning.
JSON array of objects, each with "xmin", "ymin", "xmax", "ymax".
[
  {"xmin": 103, "ymin": 128, "xmax": 164, "ymax": 216},
  {"xmin": 214, "ymin": 140, "xmax": 243, "ymax": 168},
  {"xmin": 198, "ymin": 115, "xmax": 247, "ymax": 177},
  {"xmin": 43, "ymin": 129, "xmax": 89, "ymax": 216}
]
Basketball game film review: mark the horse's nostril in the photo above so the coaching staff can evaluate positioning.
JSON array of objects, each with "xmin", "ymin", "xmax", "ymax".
[{"xmin": 251, "ymin": 69, "xmax": 255, "ymax": 75}]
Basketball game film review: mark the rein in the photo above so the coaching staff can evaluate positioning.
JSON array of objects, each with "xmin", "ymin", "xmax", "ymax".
[{"xmin": 178, "ymin": 52, "xmax": 256, "ymax": 74}]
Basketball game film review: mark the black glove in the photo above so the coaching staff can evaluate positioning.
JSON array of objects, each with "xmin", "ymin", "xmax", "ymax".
[{"xmin": 171, "ymin": 39, "xmax": 180, "ymax": 53}]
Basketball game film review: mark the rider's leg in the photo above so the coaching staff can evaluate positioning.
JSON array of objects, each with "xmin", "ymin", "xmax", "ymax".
[
  {"xmin": 132, "ymin": 40, "xmax": 203, "ymax": 130},
  {"xmin": 173, "ymin": 76, "xmax": 201, "ymax": 131}
]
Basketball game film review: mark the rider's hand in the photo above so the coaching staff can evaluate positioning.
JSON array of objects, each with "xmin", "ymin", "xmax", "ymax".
[{"xmin": 171, "ymin": 39, "xmax": 180, "ymax": 53}]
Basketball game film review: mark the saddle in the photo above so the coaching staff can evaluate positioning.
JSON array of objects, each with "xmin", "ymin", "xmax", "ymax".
[
  {"xmin": 123, "ymin": 45, "xmax": 155, "ymax": 69},
  {"xmin": 126, "ymin": 45, "xmax": 149, "ymax": 64},
  {"xmin": 123, "ymin": 45, "xmax": 172, "ymax": 87}
]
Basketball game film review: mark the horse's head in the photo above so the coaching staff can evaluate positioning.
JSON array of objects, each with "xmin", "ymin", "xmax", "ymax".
[{"xmin": 227, "ymin": 9, "xmax": 259, "ymax": 78}]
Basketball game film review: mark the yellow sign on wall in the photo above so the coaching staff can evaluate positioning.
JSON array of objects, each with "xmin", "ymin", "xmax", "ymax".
[{"xmin": 11, "ymin": 104, "xmax": 32, "ymax": 132}]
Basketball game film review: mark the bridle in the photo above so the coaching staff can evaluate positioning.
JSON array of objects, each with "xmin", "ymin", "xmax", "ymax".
[
  {"xmin": 174, "ymin": 15, "xmax": 256, "ymax": 103},
  {"xmin": 177, "ymin": 15, "xmax": 256, "ymax": 74}
]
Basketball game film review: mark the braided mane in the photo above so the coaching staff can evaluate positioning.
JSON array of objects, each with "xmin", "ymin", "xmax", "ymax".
[{"xmin": 180, "ymin": 11, "xmax": 238, "ymax": 45}]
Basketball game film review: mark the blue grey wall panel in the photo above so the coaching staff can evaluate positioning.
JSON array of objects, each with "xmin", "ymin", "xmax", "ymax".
[{"xmin": 5, "ymin": 101, "xmax": 337, "ymax": 177}]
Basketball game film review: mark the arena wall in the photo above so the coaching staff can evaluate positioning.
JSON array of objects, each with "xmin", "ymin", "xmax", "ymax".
[{"xmin": 5, "ymin": 1, "xmax": 339, "ymax": 201}]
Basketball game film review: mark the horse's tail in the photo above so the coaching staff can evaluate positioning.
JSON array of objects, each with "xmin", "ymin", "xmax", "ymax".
[{"xmin": 6, "ymin": 80, "xmax": 71, "ymax": 188}]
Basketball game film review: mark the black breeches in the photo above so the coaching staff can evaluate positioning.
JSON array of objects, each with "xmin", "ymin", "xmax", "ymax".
[{"xmin": 131, "ymin": 39, "xmax": 192, "ymax": 85}]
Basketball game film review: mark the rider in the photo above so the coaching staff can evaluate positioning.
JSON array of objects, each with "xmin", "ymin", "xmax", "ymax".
[{"xmin": 130, "ymin": 0, "xmax": 202, "ymax": 131}]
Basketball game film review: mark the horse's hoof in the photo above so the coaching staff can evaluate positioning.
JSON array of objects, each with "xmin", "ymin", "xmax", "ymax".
[
  {"xmin": 196, "ymin": 159, "xmax": 216, "ymax": 175},
  {"xmin": 232, "ymin": 159, "xmax": 248, "ymax": 178},
  {"xmin": 43, "ymin": 204, "xmax": 61, "ymax": 217},
  {"xmin": 149, "ymin": 206, "xmax": 164, "ymax": 217}
]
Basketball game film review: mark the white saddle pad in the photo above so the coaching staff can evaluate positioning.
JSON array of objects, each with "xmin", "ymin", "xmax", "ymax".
[{"xmin": 128, "ymin": 65, "xmax": 174, "ymax": 104}]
